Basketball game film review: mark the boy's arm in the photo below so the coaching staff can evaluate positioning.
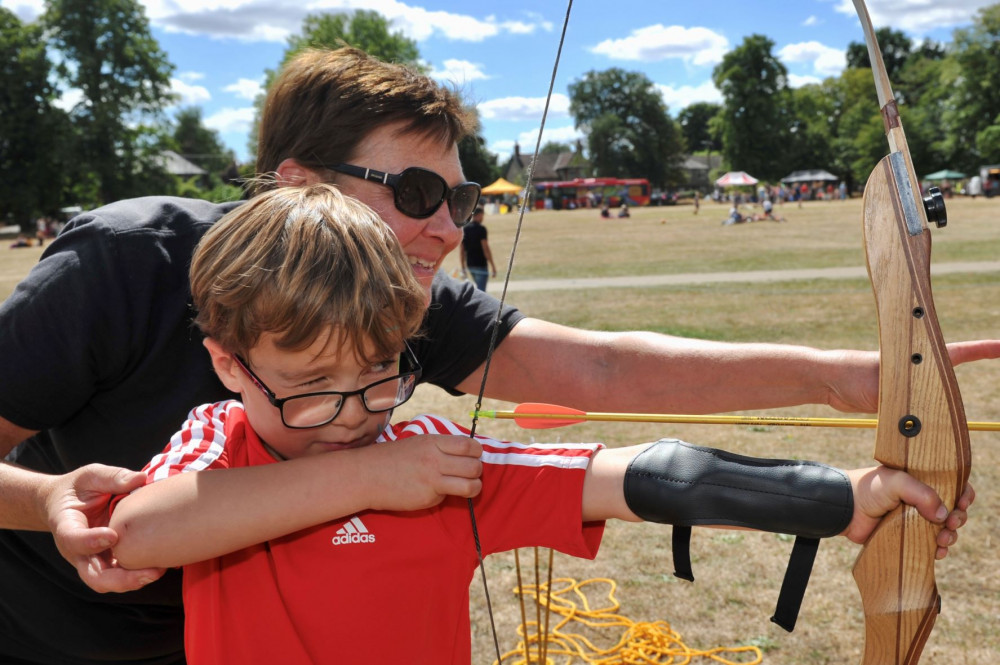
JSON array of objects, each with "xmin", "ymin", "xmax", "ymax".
[
  {"xmin": 581, "ymin": 440, "xmax": 972, "ymax": 557},
  {"xmin": 110, "ymin": 435, "xmax": 482, "ymax": 569}
]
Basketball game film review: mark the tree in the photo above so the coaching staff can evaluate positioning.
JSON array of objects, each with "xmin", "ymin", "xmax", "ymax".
[
  {"xmin": 826, "ymin": 68, "xmax": 884, "ymax": 188},
  {"xmin": 784, "ymin": 83, "xmax": 835, "ymax": 177},
  {"xmin": 172, "ymin": 107, "xmax": 236, "ymax": 178},
  {"xmin": 0, "ymin": 8, "xmax": 69, "ymax": 227},
  {"xmin": 541, "ymin": 141, "xmax": 572, "ymax": 155},
  {"xmin": 943, "ymin": 4, "xmax": 1000, "ymax": 170},
  {"xmin": 44, "ymin": 0, "xmax": 176, "ymax": 205},
  {"xmin": 457, "ymin": 109, "xmax": 499, "ymax": 186},
  {"xmin": 677, "ymin": 102, "xmax": 722, "ymax": 154},
  {"xmin": 247, "ymin": 10, "xmax": 422, "ymax": 160},
  {"xmin": 846, "ymin": 28, "xmax": 913, "ymax": 81},
  {"xmin": 712, "ymin": 35, "xmax": 792, "ymax": 180},
  {"xmin": 895, "ymin": 50, "xmax": 957, "ymax": 173},
  {"xmin": 568, "ymin": 68, "xmax": 684, "ymax": 187}
]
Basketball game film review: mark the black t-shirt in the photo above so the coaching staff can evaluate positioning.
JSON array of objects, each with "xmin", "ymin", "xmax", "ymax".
[
  {"xmin": 461, "ymin": 222, "xmax": 488, "ymax": 268},
  {"xmin": 0, "ymin": 196, "xmax": 523, "ymax": 664}
]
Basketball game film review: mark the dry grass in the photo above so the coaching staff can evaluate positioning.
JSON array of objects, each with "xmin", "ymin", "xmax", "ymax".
[{"xmin": 2, "ymin": 196, "xmax": 998, "ymax": 663}]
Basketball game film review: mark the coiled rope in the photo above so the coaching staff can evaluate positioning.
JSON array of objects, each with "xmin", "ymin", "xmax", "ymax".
[{"xmin": 496, "ymin": 549, "xmax": 763, "ymax": 665}]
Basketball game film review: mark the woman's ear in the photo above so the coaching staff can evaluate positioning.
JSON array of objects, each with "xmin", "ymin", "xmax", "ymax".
[
  {"xmin": 203, "ymin": 338, "xmax": 243, "ymax": 393},
  {"xmin": 275, "ymin": 159, "xmax": 323, "ymax": 187}
]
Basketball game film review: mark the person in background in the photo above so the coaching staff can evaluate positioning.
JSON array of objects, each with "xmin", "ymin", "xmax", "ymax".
[{"xmin": 459, "ymin": 204, "xmax": 496, "ymax": 291}]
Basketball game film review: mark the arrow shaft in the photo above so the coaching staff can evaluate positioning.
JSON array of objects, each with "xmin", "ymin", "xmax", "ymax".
[{"xmin": 475, "ymin": 410, "xmax": 1000, "ymax": 432}]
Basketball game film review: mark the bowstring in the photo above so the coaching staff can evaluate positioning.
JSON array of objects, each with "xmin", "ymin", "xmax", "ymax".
[{"xmin": 465, "ymin": 1, "xmax": 575, "ymax": 661}]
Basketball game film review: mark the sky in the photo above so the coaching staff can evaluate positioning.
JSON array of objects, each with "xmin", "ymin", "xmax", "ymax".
[{"xmin": 3, "ymin": 0, "xmax": 994, "ymax": 167}]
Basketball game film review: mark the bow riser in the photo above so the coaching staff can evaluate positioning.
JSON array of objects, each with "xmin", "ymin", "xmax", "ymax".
[{"xmin": 852, "ymin": 154, "xmax": 972, "ymax": 665}]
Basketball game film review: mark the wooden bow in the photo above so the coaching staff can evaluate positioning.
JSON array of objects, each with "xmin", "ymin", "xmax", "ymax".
[{"xmin": 849, "ymin": 2, "xmax": 972, "ymax": 663}]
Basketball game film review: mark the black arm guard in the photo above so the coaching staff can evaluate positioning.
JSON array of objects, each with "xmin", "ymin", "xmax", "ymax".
[
  {"xmin": 623, "ymin": 439, "xmax": 854, "ymax": 631},
  {"xmin": 624, "ymin": 438, "xmax": 853, "ymax": 536}
]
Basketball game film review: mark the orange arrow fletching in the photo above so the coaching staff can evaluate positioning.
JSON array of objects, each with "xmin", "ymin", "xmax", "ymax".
[{"xmin": 512, "ymin": 402, "xmax": 588, "ymax": 429}]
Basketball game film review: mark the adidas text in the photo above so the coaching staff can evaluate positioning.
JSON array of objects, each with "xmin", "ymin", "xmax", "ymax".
[{"xmin": 332, "ymin": 532, "xmax": 376, "ymax": 545}]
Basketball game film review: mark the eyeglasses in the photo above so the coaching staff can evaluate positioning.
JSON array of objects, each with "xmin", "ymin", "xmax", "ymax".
[
  {"xmin": 232, "ymin": 345, "xmax": 422, "ymax": 429},
  {"xmin": 325, "ymin": 163, "xmax": 482, "ymax": 227}
]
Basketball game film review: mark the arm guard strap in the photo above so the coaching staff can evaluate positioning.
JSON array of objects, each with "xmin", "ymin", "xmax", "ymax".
[{"xmin": 623, "ymin": 439, "xmax": 854, "ymax": 631}]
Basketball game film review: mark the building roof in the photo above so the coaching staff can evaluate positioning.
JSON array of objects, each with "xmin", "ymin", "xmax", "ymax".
[{"xmin": 160, "ymin": 150, "xmax": 207, "ymax": 176}]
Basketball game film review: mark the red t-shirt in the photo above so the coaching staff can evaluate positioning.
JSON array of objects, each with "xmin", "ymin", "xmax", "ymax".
[{"xmin": 133, "ymin": 401, "xmax": 604, "ymax": 664}]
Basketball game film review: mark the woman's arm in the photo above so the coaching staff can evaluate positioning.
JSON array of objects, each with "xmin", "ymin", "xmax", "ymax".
[{"xmin": 457, "ymin": 317, "xmax": 1000, "ymax": 415}]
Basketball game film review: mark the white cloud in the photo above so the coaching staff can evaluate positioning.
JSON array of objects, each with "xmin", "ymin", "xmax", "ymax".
[
  {"xmin": 656, "ymin": 80, "xmax": 722, "ymax": 110},
  {"xmin": 787, "ymin": 73, "xmax": 823, "ymax": 88},
  {"xmin": 224, "ymin": 77, "xmax": 264, "ymax": 100},
  {"xmin": 491, "ymin": 138, "xmax": 515, "ymax": 159},
  {"xmin": 429, "ymin": 59, "xmax": 489, "ymax": 85},
  {"xmin": 0, "ymin": 0, "xmax": 44, "ymax": 22},
  {"xmin": 170, "ymin": 77, "xmax": 211, "ymax": 105},
  {"xmin": 590, "ymin": 25, "xmax": 729, "ymax": 66},
  {"xmin": 204, "ymin": 106, "xmax": 255, "ymax": 134},
  {"xmin": 491, "ymin": 124, "xmax": 584, "ymax": 163},
  {"xmin": 803, "ymin": 15, "xmax": 821, "ymax": 26},
  {"xmin": 833, "ymin": 0, "xmax": 992, "ymax": 33},
  {"xmin": 176, "ymin": 71, "xmax": 205, "ymax": 82},
  {"xmin": 494, "ymin": 124, "xmax": 582, "ymax": 161},
  {"xmin": 142, "ymin": 0, "xmax": 550, "ymax": 43},
  {"xmin": 477, "ymin": 94, "xmax": 570, "ymax": 122},
  {"xmin": 779, "ymin": 41, "xmax": 845, "ymax": 77}
]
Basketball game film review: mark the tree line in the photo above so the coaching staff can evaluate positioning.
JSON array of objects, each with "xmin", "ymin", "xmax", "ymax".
[
  {"xmin": 3, "ymin": 2, "xmax": 999, "ymax": 229},
  {"xmin": 573, "ymin": 5, "xmax": 1000, "ymax": 192}
]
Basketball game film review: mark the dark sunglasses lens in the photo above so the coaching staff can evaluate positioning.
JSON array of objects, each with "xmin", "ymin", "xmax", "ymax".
[
  {"xmin": 449, "ymin": 185, "xmax": 482, "ymax": 227},
  {"xmin": 396, "ymin": 169, "xmax": 447, "ymax": 218}
]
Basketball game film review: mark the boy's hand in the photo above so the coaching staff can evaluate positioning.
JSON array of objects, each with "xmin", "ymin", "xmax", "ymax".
[
  {"xmin": 41, "ymin": 464, "xmax": 167, "ymax": 592},
  {"xmin": 367, "ymin": 435, "xmax": 483, "ymax": 512},
  {"xmin": 842, "ymin": 466, "xmax": 975, "ymax": 559}
]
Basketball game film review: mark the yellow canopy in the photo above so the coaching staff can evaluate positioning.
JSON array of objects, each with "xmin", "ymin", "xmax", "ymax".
[{"xmin": 480, "ymin": 177, "xmax": 522, "ymax": 195}]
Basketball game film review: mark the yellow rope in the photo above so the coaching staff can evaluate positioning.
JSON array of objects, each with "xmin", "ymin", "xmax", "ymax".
[{"xmin": 494, "ymin": 575, "xmax": 763, "ymax": 665}]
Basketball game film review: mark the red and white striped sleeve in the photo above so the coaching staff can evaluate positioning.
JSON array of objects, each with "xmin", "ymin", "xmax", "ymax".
[
  {"xmin": 382, "ymin": 414, "xmax": 603, "ymax": 469},
  {"xmin": 142, "ymin": 400, "xmax": 243, "ymax": 483}
]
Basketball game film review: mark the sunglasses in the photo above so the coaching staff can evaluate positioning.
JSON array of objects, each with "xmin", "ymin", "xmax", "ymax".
[{"xmin": 325, "ymin": 163, "xmax": 482, "ymax": 227}]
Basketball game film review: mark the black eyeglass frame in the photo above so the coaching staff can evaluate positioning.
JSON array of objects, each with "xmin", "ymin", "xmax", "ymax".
[
  {"xmin": 325, "ymin": 163, "xmax": 482, "ymax": 227},
  {"xmin": 232, "ymin": 344, "xmax": 422, "ymax": 429}
]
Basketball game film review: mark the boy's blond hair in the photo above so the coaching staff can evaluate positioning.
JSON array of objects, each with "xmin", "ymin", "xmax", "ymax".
[
  {"xmin": 190, "ymin": 184, "xmax": 426, "ymax": 360},
  {"xmin": 255, "ymin": 47, "xmax": 474, "ymax": 192}
]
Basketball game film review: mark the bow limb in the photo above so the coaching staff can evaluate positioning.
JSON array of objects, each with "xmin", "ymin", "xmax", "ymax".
[{"xmin": 850, "ymin": 2, "xmax": 972, "ymax": 664}]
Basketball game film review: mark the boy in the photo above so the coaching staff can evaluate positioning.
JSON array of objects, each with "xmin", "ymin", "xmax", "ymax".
[{"xmin": 110, "ymin": 184, "xmax": 968, "ymax": 664}]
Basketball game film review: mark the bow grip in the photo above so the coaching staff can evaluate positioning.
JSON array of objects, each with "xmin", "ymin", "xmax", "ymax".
[{"xmin": 853, "ymin": 153, "xmax": 972, "ymax": 664}]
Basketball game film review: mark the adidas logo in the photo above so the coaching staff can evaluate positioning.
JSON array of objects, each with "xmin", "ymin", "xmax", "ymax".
[{"xmin": 331, "ymin": 516, "xmax": 376, "ymax": 546}]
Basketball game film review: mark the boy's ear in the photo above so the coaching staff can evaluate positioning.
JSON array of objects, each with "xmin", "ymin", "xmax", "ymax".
[
  {"xmin": 203, "ymin": 338, "xmax": 243, "ymax": 393},
  {"xmin": 275, "ymin": 159, "xmax": 323, "ymax": 187}
]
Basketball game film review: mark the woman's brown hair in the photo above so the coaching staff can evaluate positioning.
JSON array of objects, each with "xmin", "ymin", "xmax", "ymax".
[{"xmin": 256, "ymin": 47, "xmax": 474, "ymax": 191}]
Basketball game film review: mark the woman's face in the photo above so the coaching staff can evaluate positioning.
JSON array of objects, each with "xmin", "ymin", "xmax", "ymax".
[{"xmin": 329, "ymin": 121, "xmax": 468, "ymax": 300}]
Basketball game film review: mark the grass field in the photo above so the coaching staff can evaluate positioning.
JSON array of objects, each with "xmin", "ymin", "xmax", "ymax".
[{"xmin": 3, "ymin": 196, "xmax": 998, "ymax": 663}]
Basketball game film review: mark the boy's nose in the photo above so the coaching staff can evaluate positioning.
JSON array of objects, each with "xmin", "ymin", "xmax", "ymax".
[{"xmin": 334, "ymin": 393, "xmax": 370, "ymax": 428}]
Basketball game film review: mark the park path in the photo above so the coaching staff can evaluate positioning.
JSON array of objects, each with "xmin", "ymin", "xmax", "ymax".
[{"xmin": 487, "ymin": 260, "xmax": 1000, "ymax": 293}]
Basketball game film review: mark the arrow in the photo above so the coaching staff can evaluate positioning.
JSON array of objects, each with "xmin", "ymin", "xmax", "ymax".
[{"xmin": 472, "ymin": 402, "xmax": 1000, "ymax": 432}]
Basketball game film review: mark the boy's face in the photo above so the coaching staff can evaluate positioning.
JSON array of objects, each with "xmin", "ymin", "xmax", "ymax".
[{"xmin": 218, "ymin": 329, "xmax": 404, "ymax": 460}]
